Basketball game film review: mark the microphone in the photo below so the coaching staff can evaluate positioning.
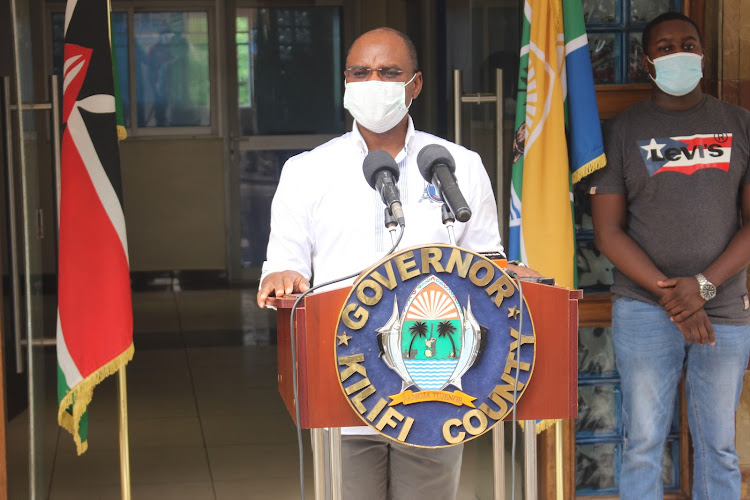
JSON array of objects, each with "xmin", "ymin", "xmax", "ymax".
[
  {"xmin": 363, "ymin": 150, "xmax": 405, "ymax": 226},
  {"xmin": 417, "ymin": 144, "xmax": 472, "ymax": 223}
]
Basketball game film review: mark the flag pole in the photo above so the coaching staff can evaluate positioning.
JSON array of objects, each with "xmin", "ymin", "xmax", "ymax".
[
  {"xmin": 118, "ymin": 367, "xmax": 132, "ymax": 500},
  {"xmin": 555, "ymin": 420, "xmax": 563, "ymax": 500},
  {"xmin": 110, "ymin": 3, "xmax": 131, "ymax": 496}
]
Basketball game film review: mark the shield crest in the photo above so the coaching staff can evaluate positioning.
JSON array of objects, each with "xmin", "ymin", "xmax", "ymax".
[{"xmin": 400, "ymin": 276, "xmax": 463, "ymax": 390}]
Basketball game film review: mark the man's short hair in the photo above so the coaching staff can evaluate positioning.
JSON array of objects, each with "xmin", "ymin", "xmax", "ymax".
[
  {"xmin": 348, "ymin": 27, "xmax": 419, "ymax": 73},
  {"xmin": 642, "ymin": 12, "xmax": 702, "ymax": 54}
]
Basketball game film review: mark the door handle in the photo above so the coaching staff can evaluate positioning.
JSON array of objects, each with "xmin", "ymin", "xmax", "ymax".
[
  {"xmin": 2, "ymin": 75, "xmax": 25, "ymax": 373},
  {"xmin": 2, "ymin": 74, "xmax": 61, "ymax": 372},
  {"xmin": 50, "ymin": 74, "xmax": 61, "ymax": 229},
  {"xmin": 452, "ymin": 68, "xmax": 506, "ymax": 241}
]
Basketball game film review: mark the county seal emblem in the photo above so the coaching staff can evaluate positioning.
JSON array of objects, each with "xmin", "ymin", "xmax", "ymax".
[{"xmin": 335, "ymin": 245, "xmax": 536, "ymax": 447}]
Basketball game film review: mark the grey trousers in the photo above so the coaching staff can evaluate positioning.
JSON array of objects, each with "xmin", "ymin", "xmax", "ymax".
[{"xmin": 341, "ymin": 434, "xmax": 463, "ymax": 500}]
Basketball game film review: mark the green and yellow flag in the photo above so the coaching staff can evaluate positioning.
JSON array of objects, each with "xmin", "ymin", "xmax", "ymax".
[
  {"xmin": 508, "ymin": 0, "xmax": 606, "ymax": 290},
  {"xmin": 508, "ymin": 0, "xmax": 606, "ymax": 433}
]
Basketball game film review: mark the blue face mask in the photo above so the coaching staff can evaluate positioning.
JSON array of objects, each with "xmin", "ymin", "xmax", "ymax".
[{"xmin": 647, "ymin": 52, "xmax": 703, "ymax": 96}]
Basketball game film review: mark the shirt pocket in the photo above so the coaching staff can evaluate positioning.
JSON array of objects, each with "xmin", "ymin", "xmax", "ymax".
[{"xmin": 401, "ymin": 201, "xmax": 450, "ymax": 247}]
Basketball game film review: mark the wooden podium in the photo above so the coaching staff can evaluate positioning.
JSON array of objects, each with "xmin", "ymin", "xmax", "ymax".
[
  {"xmin": 269, "ymin": 279, "xmax": 581, "ymax": 429},
  {"xmin": 269, "ymin": 277, "xmax": 581, "ymax": 499}
]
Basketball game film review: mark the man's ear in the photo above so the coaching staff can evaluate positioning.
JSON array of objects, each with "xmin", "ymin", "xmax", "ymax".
[
  {"xmin": 642, "ymin": 52, "xmax": 652, "ymax": 77},
  {"xmin": 411, "ymin": 71, "xmax": 423, "ymax": 101}
]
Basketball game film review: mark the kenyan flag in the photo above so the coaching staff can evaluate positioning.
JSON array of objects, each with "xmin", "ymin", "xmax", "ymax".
[{"xmin": 57, "ymin": 0, "xmax": 133, "ymax": 455}]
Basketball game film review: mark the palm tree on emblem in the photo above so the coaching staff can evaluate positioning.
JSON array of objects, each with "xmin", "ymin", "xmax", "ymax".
[
  {"xmin": 437, "ymin": 320, "xmax": 459, "ymax": 358},
  {"xmin": 406, "ymin": 321, "xmax": 428, "ymax": 359}
]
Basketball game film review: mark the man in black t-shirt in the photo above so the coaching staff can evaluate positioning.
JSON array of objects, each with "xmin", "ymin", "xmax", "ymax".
[{"xmin": 590, "ymin": 12, "xmax": 750, "ymax": 500}]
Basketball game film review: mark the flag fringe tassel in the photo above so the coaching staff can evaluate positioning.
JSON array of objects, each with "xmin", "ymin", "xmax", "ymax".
[
  {"xmin": 571, "ymin": 153, "xmax": 607, "ymax": 184},
  {"xmin": 535, "ymin": 418, "xmax": 559, "ymax": 434},
  {"xmin": 116, "ymin": 125, "xmax": 127, "ymax": 141},
  {"xmin": 58, "ymin": 343, "xmax": 134, "ymax": 455},
  {"xmin": 519, "ymin": 418, "xmax": 560, "ymax": 434}
]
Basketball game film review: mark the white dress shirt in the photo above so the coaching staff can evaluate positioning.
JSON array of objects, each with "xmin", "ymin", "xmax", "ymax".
[
  {"xmin": 261, "ymin": 117, "xmax": 503, "ymax": 434},
  {"xmin": 262, "ymin": 117, "xmax": 503, "ymax": 286}
]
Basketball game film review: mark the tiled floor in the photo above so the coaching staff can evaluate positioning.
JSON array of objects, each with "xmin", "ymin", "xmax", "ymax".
[{"xmin": 6, "ymin": 288, "xmax": 522, "ymax": 499}]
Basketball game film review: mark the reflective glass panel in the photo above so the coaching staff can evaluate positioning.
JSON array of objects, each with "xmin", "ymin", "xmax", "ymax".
[
  {"xmin": 135, "ymin": 12, "xmax": 210, "ymax": 127},
  {"xmin": 576, "ymin": 443, "xmax": 619, "ymax": 493},
  {"xmin": 576, "ymin": 440, "xmax": 679, "ymax": 494},
  {"xmin": 631, "ymin": 0, "xmax": 672, "ymax": 22},
  {"xmin": 588, "ymin": 33, "xmax": 617, "ymax": 84},
  {"xmin": 240, "ymin": 150, "xmax": 304, "ymax": 268},
  {"xmin": 577, "ymin": 239, "xmax": 614, "ymax": 290},
  {"xmin": 576, "ymin": 384, "xmax": 619, "ymax": 437},
  {"xmin": 663, "ymin": 439, "xmax": 680, "ymax": 489},
  {"xmin": 582, "ymin": 0, "xmax": 617, "ymax": 23},
  {"xmin": 578, "ymin": 327, "xmax": 617, "ymax": 378},
  {"xmin": 629, "ymin": 32, "xmax": 650, "ymax": 83},
  {"xmin": 112, "ymin": 12, "xmax": 130, "ymax": 127},
  {"xmin": 573, "ymin": 179, "xmax": 594, "ymax": 231},
  {"xmin": 236, "ymin": 7, "xmax": 345, "ymax": 135}
]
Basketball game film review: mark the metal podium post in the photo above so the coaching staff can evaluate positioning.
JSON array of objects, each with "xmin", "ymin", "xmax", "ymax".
[
  {"xmin": 492, "ymin": 423, "xmax": 506, "ymax": 499},
  {"xmin": 312, "ymin": 428, "xmax": 326, "ymax": 499},
  {"xmin": 524, "ymin": 420, "xmax": 538, "ymax": 500},
  {"xmin": 328, "ymin": 428, "xmax": 343, "ymax": 499},
  {"xmin": 312, "ymin": 427, "xmax": 342, "ymax": 500}
]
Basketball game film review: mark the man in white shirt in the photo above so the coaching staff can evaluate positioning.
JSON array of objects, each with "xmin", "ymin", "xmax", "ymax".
[{"xmin": 257, "ymin": 27, "xmax": 528, "ymax": 500}]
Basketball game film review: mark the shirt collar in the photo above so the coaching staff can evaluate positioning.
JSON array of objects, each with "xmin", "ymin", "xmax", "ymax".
[{"xmin": 351, "ymin": 116, "xmax": 417, "ymax": 162}]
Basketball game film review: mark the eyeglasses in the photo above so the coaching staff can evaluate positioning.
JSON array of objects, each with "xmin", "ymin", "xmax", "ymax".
[{"xmin": 344, "ymin": 66, "xmax": 414, "ymax": 82}]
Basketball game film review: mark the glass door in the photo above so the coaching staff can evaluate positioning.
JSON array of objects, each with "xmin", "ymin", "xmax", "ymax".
[
  {"xmin": 443, "ymin": 2, "xmax": 524, "ymax": 497},
  {"xmin": 228, "ymin": 2, "xmax": 347, "ymax": 282},
  {"xmin": 445, "ymin": 0, "xmax": 522, "ymax": 246},
  {"xmin": 2, "ymin": 0, "xmax": 58, "ymax": 497}
]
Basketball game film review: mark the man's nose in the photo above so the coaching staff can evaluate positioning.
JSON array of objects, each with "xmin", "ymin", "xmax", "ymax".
[{"xmin": 366, "ymin": 69, "xmax": 384, "ymax": 82}]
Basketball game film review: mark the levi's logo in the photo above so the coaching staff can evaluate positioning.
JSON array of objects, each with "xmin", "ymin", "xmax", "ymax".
[{"xmin": 637, "ymin": 133, "xmax": 731, "ymax": 177}]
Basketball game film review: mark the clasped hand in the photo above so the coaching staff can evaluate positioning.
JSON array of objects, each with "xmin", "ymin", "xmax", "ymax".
[{"xmin": 657, "ymin": 276, "xmax": 715, "ymax": 345}]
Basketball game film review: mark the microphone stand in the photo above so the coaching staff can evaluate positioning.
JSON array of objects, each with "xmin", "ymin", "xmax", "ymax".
[
  {"xmin": 384, "ymin": 207, "xmax": 400, "ymax": 247},
  {"xmin": 441, "ymin": 204, "xmax": 458, "ymax": 245}
]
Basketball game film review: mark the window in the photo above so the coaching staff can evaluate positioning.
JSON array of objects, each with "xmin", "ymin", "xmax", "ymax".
[
  {"xmin": 52, "ymin": 8, "xmax": 214, "ymax": 135},
  {"xmin": 584, "ymin": 0, "xmax": 680, "ymax": 84},
  {"xmin": 134, "ymin": 12, "xmax": 211, "ymax": 128},
  {"xmin": 234, "ymin": 6, "xmax": 345, "ymax": 270},
  {"xmin": 235, "ymin": 7, "xmax": 344, "ymax": 136}
]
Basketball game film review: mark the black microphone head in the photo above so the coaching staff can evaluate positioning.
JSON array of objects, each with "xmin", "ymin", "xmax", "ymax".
[
  {"xmin": 363, "ymin": 150, "xmax": 399, "ymax": 189},
  {"xmin": 416, "ymin": 144, "xmax": 456, "ymax": 182}
]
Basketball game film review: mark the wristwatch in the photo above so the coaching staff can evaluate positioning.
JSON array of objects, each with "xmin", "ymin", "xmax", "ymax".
[{"xmin": 695, "ymin": 273, "xmax": 717, "ymax": 301}]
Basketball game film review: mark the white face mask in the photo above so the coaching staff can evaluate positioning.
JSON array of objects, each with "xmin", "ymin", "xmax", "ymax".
[
  {"xmin": 343, "ymin": 73, "xmax": 417, "ymax": 133},
  {"xmin": 647, "ymin": 52, "xmax": 703, "ymax": 96}
]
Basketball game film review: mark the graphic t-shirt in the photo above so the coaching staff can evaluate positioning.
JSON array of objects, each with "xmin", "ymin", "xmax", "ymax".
[{"xmin": 590, "ymin": 95, "xmax": 750, "ymax": 324}]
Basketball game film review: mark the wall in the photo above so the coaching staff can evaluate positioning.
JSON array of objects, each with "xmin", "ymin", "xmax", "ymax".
[
  {"xmin": 715, "ymin": 0, "xmax": 750, "ymax": 496},
  {"xmin": 717, "ymin": 0, "xmax": 750, "ymax": 105},
  {"xmin": 739, "ymin": 372, "xmax": 750, "ymax": 498},
  {"xmin": 119, "ymin": 138, "xmax": 226, "ymax": 271}
]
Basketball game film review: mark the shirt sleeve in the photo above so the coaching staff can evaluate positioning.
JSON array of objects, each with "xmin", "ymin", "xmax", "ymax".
[
  {"xmin": 589, "ymin": 118, "xmax": 626, "ymax": 195},
  {"xmin": 259, "ymin": 155, "xmax": 314, "ymax": 287},
  {"xmin": 455, "ymin": 150, "xmax": 505, "ymax": 255}
]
